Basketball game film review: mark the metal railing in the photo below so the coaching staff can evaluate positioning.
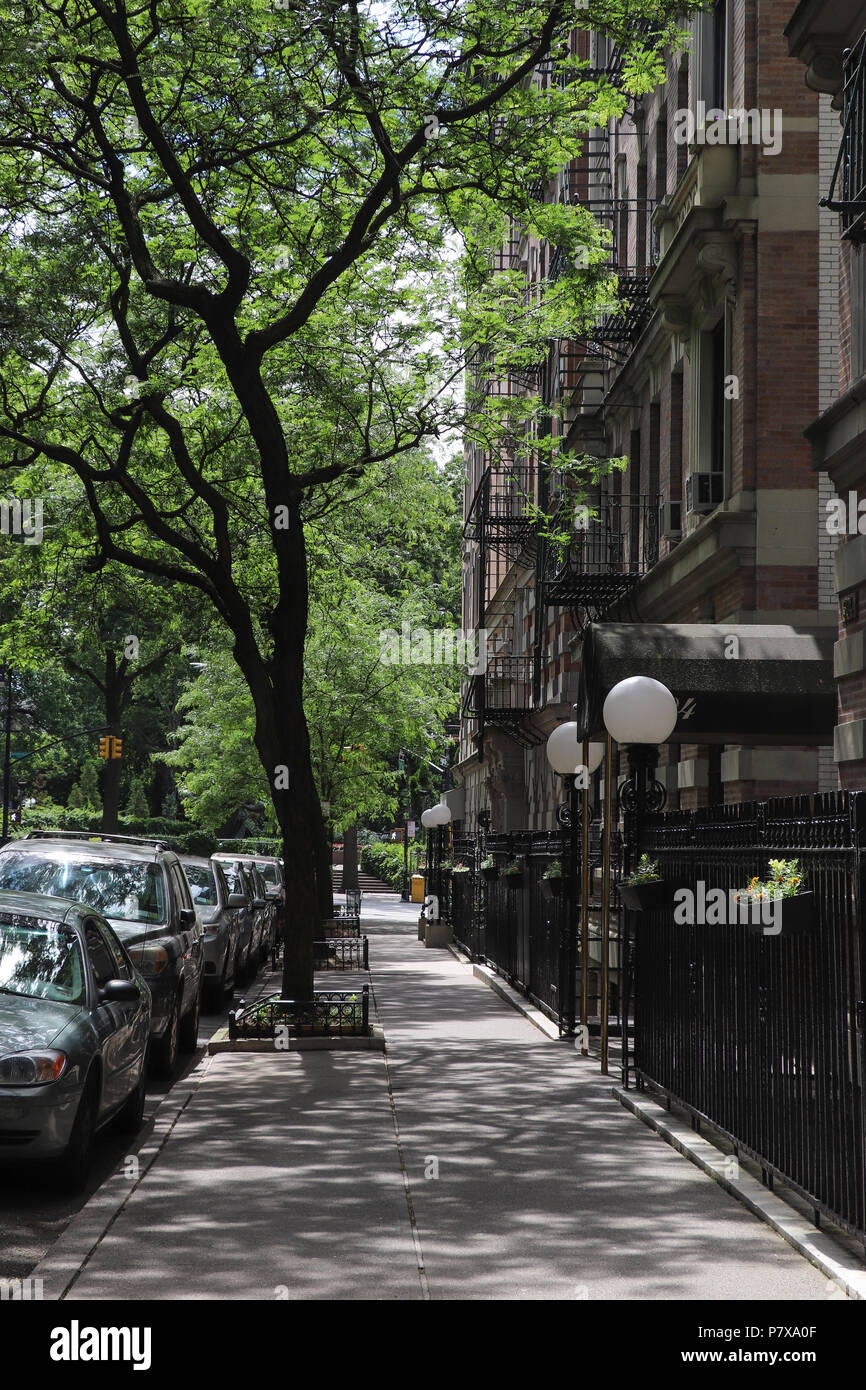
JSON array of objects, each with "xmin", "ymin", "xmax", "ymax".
[
  {"xmin": 824, "ymin": 31, "xmax": 866, "ymax": 243},
  {"xmin": 545, "ymin": 490, "xmax": 660, "ymax": 580},
  {"xmin": 228, "ymin": 987, "xmax": 370, "ymax": 1039},
  {"xmin": 628, "ymin": 792, "xmax": 866, "ymax": 1248},
  {"xmin": 450, "ymin": 828, "xmax": 615, "ymax": 1032},
  {"xmin": 313, "ymin": 937, "xmax": 369, "ymax": 970}
]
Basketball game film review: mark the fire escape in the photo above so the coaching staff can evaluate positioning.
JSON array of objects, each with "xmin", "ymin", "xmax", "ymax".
[
  {"xmin": 532, "ymin": 28, "xmax": 661, "ymax": 694},
  {"xmin": 462, "ymin": 463, "xmax": 543, "ymax": 750},
  {"xmin": 463, "ymin": 26, "xmax": 663, "ymax": 748}
]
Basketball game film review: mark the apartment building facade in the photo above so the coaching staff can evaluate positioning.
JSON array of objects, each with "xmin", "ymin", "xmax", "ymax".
[
  {"xmin": 455, "ymin": 1, "xmax": 836, "ymax": 832},
  {"xmin": 787, "ymin": 0, "xmax": 866, "ymax": 788}
]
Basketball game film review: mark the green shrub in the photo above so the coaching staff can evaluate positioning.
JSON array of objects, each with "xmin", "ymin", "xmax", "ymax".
[{"xmin": 360, "ymin": 841, "xmax": 404, "ymax": 888}]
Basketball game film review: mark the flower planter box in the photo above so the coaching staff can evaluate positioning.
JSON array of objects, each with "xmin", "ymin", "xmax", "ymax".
[
  {"xmin": 742, "ymin": 892, "xmax": 815, "ymax": 937},
  {"xmin": 618, "ymin": 879, "xmax": 674, "ymax": 913},
  {"xmin": 480, "ymin": 866, "xmax": 500, "ymax": 882},
  {"xmin": 540, "ymin": 875, "xmax": 565, "ymax": 900}
]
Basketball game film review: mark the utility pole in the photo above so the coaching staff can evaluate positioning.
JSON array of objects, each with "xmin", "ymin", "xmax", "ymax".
[{"xmin": 1, "ymin": 668, "xmax": 12, "ymax": 847}]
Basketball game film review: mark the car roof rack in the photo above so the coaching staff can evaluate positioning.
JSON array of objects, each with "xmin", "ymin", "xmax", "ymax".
[{"xmin": 22, "ymin": 830, "xmax": 168, "ymax": 851}]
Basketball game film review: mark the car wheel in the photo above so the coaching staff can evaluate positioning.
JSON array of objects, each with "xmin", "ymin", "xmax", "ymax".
[
  {"xmin": 236, "ymin": 943, "xmax": 250, "ymax": 983},
  {"xmin": 152, "ymin": 992, "xmax": 180, "ymax": 1077},
  {"xmin": 225, "ymin": 945, "xmax": 238, "ymax": 998},
  {"xmin": 59, "ymin": 1073, "xmax": 98, "ymax": 1192},
  {"xmin": 179, "ymin": 986, "xmax": 201, "ymax": 1052},
  {"xmin": 115, "ymin": 1070, "xmax": 146, "ymax": 1134},
  {"xmin": 205, "ymin": 960, "xmax": 226, "ymax": 1013}
]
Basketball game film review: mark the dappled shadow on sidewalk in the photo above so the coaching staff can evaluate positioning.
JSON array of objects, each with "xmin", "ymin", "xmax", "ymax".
[
  {"xmin": 65, "ymin": 905, "xmax": 834, "ymax": 1302},
  {"xmin": 366, "ymin": 927, "xmax": 834, "ymax": 1302},
  {"xmin": 65, "ymin": 1049, "xmax": 418, "ymax": 1302}
]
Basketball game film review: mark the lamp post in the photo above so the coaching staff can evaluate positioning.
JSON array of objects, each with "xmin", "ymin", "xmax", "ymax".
[
  {"xmin": 321, "ymin": 800, "xmax": 332, "ymax": 914},
  {"xmin": 420, "ymin": 806, "xmax": 436, "ymax": 913},
  {"xmin": 1, "ymin": 668, "xmax": 12, "ymax": 848},
  {"xmin": 601, "ymin": 675, "xmax": 677, "ymax": 1081},
  {"xmin": 427, "ymin": 798, "xmax": 452, "ymax": 921},
  {"xmin": 545, "ymin": 723, "xmax": 604, "ymax": 1040}
]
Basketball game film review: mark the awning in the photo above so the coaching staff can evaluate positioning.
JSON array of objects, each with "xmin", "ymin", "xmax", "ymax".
[{"xmin": 575, "ymin": 623, "xmax": 835, "ymax": 745}]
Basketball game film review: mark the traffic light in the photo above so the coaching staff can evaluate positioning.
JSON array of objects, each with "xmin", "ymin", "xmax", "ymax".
[
  {"xmin": 98, "ymin": 736, "xmax": 122, "ymax": 759},
  {"xmin": 110, "ymin": 737, "xmax": 122, "ymax": 759},
  {"xmin": 98, "ymin": 736, "xmax": 110, "ymax": 758}
]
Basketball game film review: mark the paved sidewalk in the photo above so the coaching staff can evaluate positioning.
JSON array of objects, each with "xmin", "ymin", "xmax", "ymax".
[{"xmin": 35, "ymin": 898, "xmax": 836, "ymax": 1300}]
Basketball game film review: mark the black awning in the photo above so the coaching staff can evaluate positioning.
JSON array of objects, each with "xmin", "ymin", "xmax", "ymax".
[{"xmin": 575, "ymin": 623, "xmax": 835, "ymax": 745}]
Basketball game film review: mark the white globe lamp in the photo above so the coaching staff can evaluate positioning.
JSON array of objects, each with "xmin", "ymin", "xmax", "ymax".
[{"xmin": 602, "ymin": 676, "xmax": 677, "ymax": 746}]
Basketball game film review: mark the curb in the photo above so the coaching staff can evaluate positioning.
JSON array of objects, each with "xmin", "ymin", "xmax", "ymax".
[
  {"xmin": 208, "ymin": 1024, "xmax": 386, "ymax": 1052},
  {"xmin": 28, "ymin": 1050, "xmax": 215, "ymax": 1300},
  {"xmin": 446, "ymin": 943, "xmax": 561, "ymax": 1040},
  {"xmin": 614, "ymin": 1085, "xmax": 866, "ymax": 1301}
]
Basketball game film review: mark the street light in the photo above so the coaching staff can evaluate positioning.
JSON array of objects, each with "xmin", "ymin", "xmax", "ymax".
[
  {"xmin": 602, "ymin": 676, "xmax": 677, "ymax": 854},
  {"xmin": 546, "ymin": 723, "xmax": 604, "ymax": 1039},
  {"xmin": 424, "ymin": 799, "xmax": 451, "ymax": 919},
  {"xmin": 420, "ymin": 806, "xmax": 435, "ymax": 913},
  {"xmin": 601, "ymin": 675, "xmax": 677, "ymax": 1081}
]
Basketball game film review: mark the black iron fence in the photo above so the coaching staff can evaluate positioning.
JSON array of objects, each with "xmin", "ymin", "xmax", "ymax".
[
  {"xmin": 313, "ymin": 936, "xmax": 370, "ymax": 970},
  {"xmin": 629, "ymin": 792, "xmax": 866, "ymax": 1247},
  {"xmin": 454, "ymin": 791, "xmax": 866, "ymax": 1246},
  {"xmin": 228, "ymin": 987, "xmax": 370, "ymax": 1039},
  {"xmin": 450, "ymin": 828, "xmax": 616, "ymax": 1030}
]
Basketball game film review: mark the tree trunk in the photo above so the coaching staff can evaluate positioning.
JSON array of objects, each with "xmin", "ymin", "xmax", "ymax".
[
  {"xmin": 313, "ymin": 806, "xmax": 334, "ymax": 918},
  {"xmin": 342, "ymin": 822, "xmax": 359, "ymax": 891}
]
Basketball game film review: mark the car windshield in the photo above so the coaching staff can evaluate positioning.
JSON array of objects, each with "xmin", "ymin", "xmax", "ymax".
[
  {"xmin": 255, "ymin": 862, "xmax": 279, "ymax": 885},
  {"xmin": 0, "ymin": 915, "xmax": 86, "ymax": 1005},
  {"xmin": 0, "ymin": 853, "xmax": 166, "ymax": 925},
  {"xmin": 183, "ymin": 864, "xmax": 217, "ymax": 907}
]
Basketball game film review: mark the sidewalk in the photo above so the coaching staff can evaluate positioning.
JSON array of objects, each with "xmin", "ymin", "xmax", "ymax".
[{"xmin": 34, "ymin": 898, "xmax": 837, "ymax": 1300}]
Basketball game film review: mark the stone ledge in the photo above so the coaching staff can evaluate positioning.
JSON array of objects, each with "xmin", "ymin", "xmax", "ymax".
[
  {"xmin": 208, "ymin": 1023, "xmax": 385, "ymax": 1053},
  {"xmin": 834, "ymin": 719, "xmax": 866, "ymax": 763}
]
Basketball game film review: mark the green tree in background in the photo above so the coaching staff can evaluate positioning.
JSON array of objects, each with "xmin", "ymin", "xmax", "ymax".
[{"xmin": 125, "ymin": 775, "xmax": 150, "ymax": 818}]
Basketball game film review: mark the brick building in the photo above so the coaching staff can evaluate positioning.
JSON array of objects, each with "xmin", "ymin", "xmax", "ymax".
[
  {"xmin": 455, "ymin": 2, "xmax": 837, "ymax": 831},
  {"xmin": 787, "ymin": 0, "xmax": 866, "ymax": 787}
]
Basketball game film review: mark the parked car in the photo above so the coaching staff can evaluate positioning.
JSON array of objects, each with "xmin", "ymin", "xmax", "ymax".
[
  {"xmin": 179, "ymin": 856, "xmax": 244, "ymax": 1010},
  {"xmin": 215, "ymin": 850, "xmax": 283, "ymax": 961},
  {"xmin": 213, "ymin": 856, "xmax": 276, "ymax": 965},
  {"xmin": 0, "ymin": 891, "xmax": 151, "ymax": 1188},
  {"xmin": 0, "ymin": 834, "xmax": 204, "ymax": 1077},
  {"xmin": 211, "ymin": 860, "xmax": 256, "ymax": 981}
]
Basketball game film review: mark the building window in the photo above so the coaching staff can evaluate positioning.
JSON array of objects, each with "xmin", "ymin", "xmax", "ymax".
[
  {"xmin": 676, "ymin": 62, "xmax": 689, "ymax": 185},
  {"xmin": 711, "ymin": 1, "xmax": 727, "ymax": 110},
  {"xmin": 710, "ymin": 317, "xmax": 726, "ymax": 477},
  {"xmin": 655, "ymin": 116, "xmax": 668, "ymax": 204}
]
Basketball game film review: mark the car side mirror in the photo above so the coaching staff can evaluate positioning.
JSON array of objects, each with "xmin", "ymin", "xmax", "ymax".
[
  {"xmin": 98, "ymin": 978, "xmax": 140, "ymax": 1004},
  {"xmin": 179, "ymin": 907, "xmax": 196, "ymax": 927},
  {"xmin": 253, "ymin": 897, "xmax": 267, "ymax": 909},
  {"xmin": 227, "ymin": 893, "xmax": 246, "ymax": 908}
]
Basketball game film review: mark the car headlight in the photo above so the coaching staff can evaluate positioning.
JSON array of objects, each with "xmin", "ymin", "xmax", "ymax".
[
  {"xmin": 0, "ymin": 1051, "xmax": 68, "ymax": 1085},
  {"xmin": 126, "ymin": 944, "xmax": 169, "ymax": 976}
]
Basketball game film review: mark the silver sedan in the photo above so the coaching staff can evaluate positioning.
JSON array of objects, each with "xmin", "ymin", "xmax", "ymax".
[{"xmin": 0, "ymin": 891, "xmax": 151, "ymax": 1189}]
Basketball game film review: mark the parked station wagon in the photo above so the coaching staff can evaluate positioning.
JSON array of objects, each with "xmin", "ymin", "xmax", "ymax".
[
  {"xmin": 0, "ymin": 892, "xmax": 151, "ymax": 1188},
  {"xmin": 0, "ymin": 834, "xmax": 203, "ymax": 1076}
]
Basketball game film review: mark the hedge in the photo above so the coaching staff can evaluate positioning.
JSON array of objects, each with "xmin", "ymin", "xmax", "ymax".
[{"xmin": 359, "ymin": 841, "xmax": 405, "ymax": 889}]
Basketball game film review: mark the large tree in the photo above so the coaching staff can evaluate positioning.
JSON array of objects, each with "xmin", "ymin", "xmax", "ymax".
[{"xmin": 0, "ymin": 0, "xmax": 699, "ymax": 997}]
